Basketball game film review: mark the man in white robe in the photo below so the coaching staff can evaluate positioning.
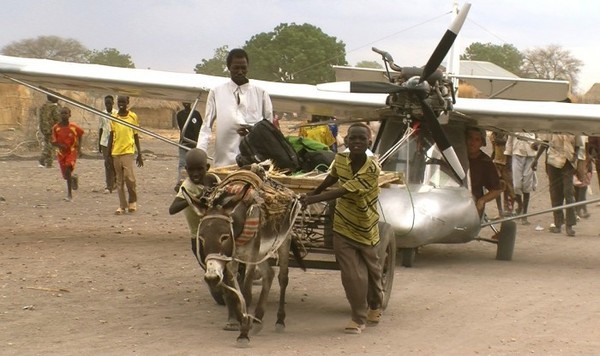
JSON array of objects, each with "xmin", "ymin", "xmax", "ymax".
[{"xmin": 196, "ymin": 48, "xmax": 273, "ymax": 167}]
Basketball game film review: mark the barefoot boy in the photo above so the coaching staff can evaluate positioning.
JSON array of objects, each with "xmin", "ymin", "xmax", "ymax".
[
  {"xmin": 51, "ymin": 107, "xmax": 84, "ymax": 201},
  {"xmin": 169, "ymin": 148, "xmax": 219, "ymax": 268}
]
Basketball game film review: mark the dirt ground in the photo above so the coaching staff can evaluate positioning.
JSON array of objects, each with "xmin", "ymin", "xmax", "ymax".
[{"xmin": 1, "ymin": 129, "xmax": 600, "ymax": 355}]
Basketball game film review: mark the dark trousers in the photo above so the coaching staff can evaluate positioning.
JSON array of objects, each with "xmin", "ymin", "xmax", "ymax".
[
  {"xmin": 574, "ymin": 186, "xmax": 588, "ymax": 215},
  {"xmin": 546, "ymin": 162, "xmax": 576, "ymax": 227},
  {"xmin": 100, "ymin": 145, "xmax": 116, "ymax": 190}
]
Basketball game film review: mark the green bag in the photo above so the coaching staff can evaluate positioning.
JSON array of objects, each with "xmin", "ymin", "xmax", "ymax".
[
  {"xmin": 286, "ymin": 136, "xmax": 330, "ymax": 152},
  {"xmin": 286, "ymin": 136, "xmax": 335, "ymax": 172}
]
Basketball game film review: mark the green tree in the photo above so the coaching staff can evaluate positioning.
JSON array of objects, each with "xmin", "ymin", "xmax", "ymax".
[
  {"xmin": 86, "ymin": 48, "xmax": 135, "ymax": 68},
  {"xmin": 194, "ymin": 45, "xmax": 230, "ymax": 76},
  {"xmin": 520, "ymin": 45, "xmax": 583, "ymax": 87},
  {"xmin": 243, "ymin": 23, "xmax": 347, "ymax": 84},
  {"xmin": 1, "ymin": 35, "xmax": 88, "ymax": 62},
  {"xmin": 460, "ymin": 42, "xmax": 523, "ymax": 75},
  {"xmin": 355, "ymin": 60, "xmax": 383, "ymax": 69}
]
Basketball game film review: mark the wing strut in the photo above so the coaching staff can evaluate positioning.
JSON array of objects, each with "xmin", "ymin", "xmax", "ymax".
[{"xmin": 4, "ymin": 75, "xmax": 206, "ymax": 156}]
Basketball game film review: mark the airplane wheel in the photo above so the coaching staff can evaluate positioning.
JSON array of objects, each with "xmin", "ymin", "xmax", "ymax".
[
  {"xmin": 401, "ymin": 248, "xmax": 415, "ymax": 268},
  {"xmin": 496, "ymin": 220, "xmax": 517, "ymax": 261},
  {"xmin": 378, "ymin": 222, "xmax": 395, "ymax": 310}
]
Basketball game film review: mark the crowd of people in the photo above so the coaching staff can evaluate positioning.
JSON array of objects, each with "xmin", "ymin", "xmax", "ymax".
[
  {"xmin": 471, "ymin": 128, "xmax": 596, "ymax": 237},
  {"xmin": 36, "ymin": 47, "xmax": 598, "ymax": 336}
]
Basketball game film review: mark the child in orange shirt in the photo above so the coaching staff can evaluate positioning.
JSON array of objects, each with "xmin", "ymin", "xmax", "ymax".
[{"xmin": 52, "ymin": 107, "xmax": 84, "ymax": 201}]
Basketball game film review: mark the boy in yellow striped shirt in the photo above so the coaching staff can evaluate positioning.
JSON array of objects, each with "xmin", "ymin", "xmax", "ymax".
[{"xmin": 300, "ymin": 123, "xmax": 383, "ymax": 334}]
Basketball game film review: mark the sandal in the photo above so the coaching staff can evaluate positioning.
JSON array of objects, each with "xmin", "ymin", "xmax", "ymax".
[
  {"xmin": 344, "ymin": 320, "xmax": 365, "ymax": 334},
  {"xmin": 128, "ymin": 202, "xmax": 137, "ymax": 213},
  {"xmin": 366, "ymin": 308, "xmax": 382, "ymax": 325},
  {"xmin": 548, "ymin": 226, "xmax": 561, "ymax": 234}
]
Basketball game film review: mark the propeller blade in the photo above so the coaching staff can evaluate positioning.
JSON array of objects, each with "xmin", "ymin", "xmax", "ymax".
[
  {"xmin": 419, "ymin": 99, "xmax": 465, "ymax": 180},
  {"xmin": 317, "ymin": 81, "xmax": 400, "ymax": 94},
  {"xmin": 419, "ymin": 3, "xmax": 471, "ymax": 83}
]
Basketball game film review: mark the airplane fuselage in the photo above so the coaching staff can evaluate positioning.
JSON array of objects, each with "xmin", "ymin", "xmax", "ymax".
[{"xmin": 379, "ymin": 183, "xmax": 481, "ymax": 248}]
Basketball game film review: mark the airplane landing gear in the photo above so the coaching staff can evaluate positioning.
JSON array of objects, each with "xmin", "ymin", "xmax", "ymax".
[
  {"xmin": 495, "ymin": 220, "xmax": 517, "ymax": 261},
  {"xmin": 400, "ymin": 248, "xmax": 416, "ymax": 267}
]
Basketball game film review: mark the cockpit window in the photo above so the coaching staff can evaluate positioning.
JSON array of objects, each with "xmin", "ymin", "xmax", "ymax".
[{"xmin": 377, "ymin": 122, "xmax": 462, "ymax": 187}]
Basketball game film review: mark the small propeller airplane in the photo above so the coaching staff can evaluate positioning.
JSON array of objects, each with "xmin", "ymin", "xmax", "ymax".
[{"xmin": 2, "ymin": 2, "xmax": 600, "ymax": 266}]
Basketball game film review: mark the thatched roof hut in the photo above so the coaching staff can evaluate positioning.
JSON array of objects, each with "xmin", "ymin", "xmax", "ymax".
[
  {"xmin": 582, "ymin": 83, "xmax": 600, "ymax": 103},
  {"xmin": 0, "ymin": 84, "xmax": 185, "ymax": 152},
  {"xmin": 0, "ymin": 84, "xmax": 183, "ymax": 133}
]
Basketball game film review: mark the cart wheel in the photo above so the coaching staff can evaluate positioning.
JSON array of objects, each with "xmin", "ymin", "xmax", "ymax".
[
  {"xmin": 400, "ymin": 248, "xmax": 415, "ymax": 268},
  {"xmin": 496, "ymin": 220, "xmax": 516, "ymax": 261},
  {"xmin": 378, "ymin": 222, "xmax": 395, "ymax": 310}
]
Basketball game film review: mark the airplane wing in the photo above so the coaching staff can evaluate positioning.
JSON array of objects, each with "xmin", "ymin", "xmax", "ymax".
[
  {"xmin": 2, "ymin": 54, "xmax": 600, "ymax": 136},
  {"xmin": 453, "ymin": 75, "xmax": 570, "ymax": 101},
  {"xmin": 333, "ymin": 65, "xmax": 571, "ymax": 101},
  {"xmin": 0, "ymin": 55, "xmax": 386, "ymax": 120},
  {"xmin": 452, "ymin": 98, "xmax": 600, "ymax": 136}
]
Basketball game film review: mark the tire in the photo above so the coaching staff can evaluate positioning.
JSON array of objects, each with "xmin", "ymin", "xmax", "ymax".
[
  {"xmin": 378, "ymin": 222, "xmax": 396, "ymax": 310},
  {"xmin": 496, "ymin": 220, "xmax": 517, "ymax": 261},
  {"xmin": 400, "ymin": 248, "xmax": 416, "ymax": 268}
]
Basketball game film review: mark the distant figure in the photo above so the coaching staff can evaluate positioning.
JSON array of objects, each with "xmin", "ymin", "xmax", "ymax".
[
  {"xmin": 175, "ymin": 102, "xmax": 202, "ymax": 191},
  {"xmin": 51, "ymin": 107, "xmax": 84, "ymax": 201},
  {"xmin": 588, "ymin": 136, "xmax": 600, "ymax": 192},
  {"xmin": 273, "ymin": 113, "xmax": 281, "ymax": 130},
  {"xmin": 99, "ymin": 95, "xmax": 117, "ymax": 193},
  {"xmin": 107, "ymin": 96, "xmax": 143, "ymax": 215},
  {"xmin": 573, "ymin": 136, "xmax": 591, "ymax": 219},
  {"xmin": 490, "ymin": 131, "xmax": 515, "ymax": 217},
  {"xmin": 466, "ymin": 127, "xmax": 502, "ymax": 218},
  {"xmin": 196, "ymin": 48, "xmax": 273, "ymax": 167},
  {"xmin": 300, "ymin": 123, "xmax": 384, "ymax": 334},
  {"xmin": 328, "ymin": 119, "xmax": 339, "ymax": 152},
  {"xmin": 38, "ymin": 95, "xmax": 61, "ymax": 168},
  {"xmin": 169, "ymin": 149, "xmax": 218, "ymax": 269},
  {"xmin": 504, "ymin": 132, "xmax": 538, "ymax": 225},
  {"xmin": 533, "ymin": 134, "xmax": 585, "ymax": 236}
]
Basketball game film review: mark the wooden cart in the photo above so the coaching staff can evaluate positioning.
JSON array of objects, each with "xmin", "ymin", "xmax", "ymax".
[{"xmin": 211, "ymin": 165, "xmax": 402, "ymax": 309}]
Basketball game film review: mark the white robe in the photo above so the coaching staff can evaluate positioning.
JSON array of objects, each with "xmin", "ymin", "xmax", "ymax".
[{"xmin": 197, "ymin": 80, "xmax": 273, "ymax": 167}]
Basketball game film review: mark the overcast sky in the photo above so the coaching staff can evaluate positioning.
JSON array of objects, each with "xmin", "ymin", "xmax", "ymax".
[{"xmin": 2, "ymin": 0, "xmax": 599, "ymax": 92}]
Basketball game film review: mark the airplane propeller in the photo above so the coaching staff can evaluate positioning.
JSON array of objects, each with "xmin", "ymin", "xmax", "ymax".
[
  {"xmin": 417, "ymin": 3, "xmax": 471, "ymax": 180},
  {"xmin": 416, "ymin": 3, "xmax": 470, "ymax": 180},
  {"xmin": 317, "ymin": 3, "xmax": 471, "ymax": 180},
  {"xmin": 419, "ymin": 3, "xmax": 470, "ymax": 84}
]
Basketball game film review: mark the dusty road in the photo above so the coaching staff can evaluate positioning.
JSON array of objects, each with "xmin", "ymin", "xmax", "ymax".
[{"xmin": 1, "ymin": 132, "xmax": 599, "ymax": 355}]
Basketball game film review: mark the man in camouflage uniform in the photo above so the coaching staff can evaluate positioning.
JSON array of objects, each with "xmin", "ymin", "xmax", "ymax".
[{"xmin": 38, "ymin": 95, "xmax": 61, "ymax": 168}]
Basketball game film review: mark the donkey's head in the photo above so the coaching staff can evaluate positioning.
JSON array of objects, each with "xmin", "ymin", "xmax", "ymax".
[
  {"xmin": 193, "ymin": 183, "xmax": 253, "ymax": 285},
  {"xmin": 198, "ymin": 213, "xmax": 235, "ymax": 285}
]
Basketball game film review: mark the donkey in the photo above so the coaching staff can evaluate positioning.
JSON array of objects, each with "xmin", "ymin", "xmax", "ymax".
[{"xmin": 184, "ymin": 167, "xmax": 304, "ymax": 346}]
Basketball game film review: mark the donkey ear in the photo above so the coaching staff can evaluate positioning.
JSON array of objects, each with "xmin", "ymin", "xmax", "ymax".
[{"xmin": 181, "ymin": 186, "xmax": 207, "ymax": 217}]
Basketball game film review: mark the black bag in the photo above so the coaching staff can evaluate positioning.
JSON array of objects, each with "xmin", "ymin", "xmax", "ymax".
[
  {"xmin": 300, "ymin": 150, "xmax": 336, "ymax": 172},
  {"xmin": 287, "ymin": 135, "xmax": 335, "ymax": 172},
  {"xmin": 237, "ymin": 119, "xmax": 300, "ymax": 171}
]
